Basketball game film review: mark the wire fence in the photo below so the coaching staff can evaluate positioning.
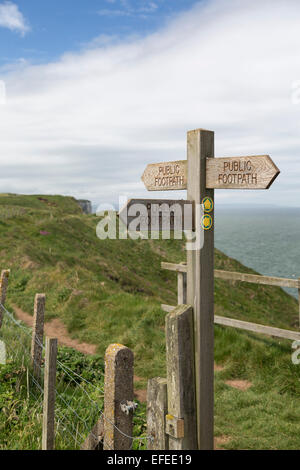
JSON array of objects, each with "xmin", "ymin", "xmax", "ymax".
[{"xmin": 0, "ymin": 302, "xmax": 150, "ymax": 450}]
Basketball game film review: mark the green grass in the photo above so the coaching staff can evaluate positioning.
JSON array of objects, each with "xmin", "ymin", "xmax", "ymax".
[{"xmin": 0, "ymin": 193, "xmax": 299, "ymax": 449}]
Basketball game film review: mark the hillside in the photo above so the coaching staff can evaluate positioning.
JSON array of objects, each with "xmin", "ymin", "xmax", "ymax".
[{"xmin": 0, "ymin": 194, "xmax": 299, "ymax": 449}]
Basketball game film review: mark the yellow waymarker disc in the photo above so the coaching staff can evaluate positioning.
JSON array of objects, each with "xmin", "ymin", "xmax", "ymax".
[
  {"xmin": 201, "ymin": 214, "xmax": 213, "ymax": 230},
  {"xmin": 202, "ymin": 197, "xmax": 214, "ymax": 213}
]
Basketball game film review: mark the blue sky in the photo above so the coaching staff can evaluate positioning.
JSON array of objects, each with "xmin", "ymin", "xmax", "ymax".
[
  {"xmin": 0, "ymin": 0, "xmax": 300, "ymax": 208},
  {"xmin": 0, "ymin": 1, "xmax": 201, "ymax": 65}
]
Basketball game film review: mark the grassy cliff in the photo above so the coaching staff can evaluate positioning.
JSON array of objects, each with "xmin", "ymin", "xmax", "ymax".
[{"xmin": 0, "ymin": 193, "xmax": 299, "ymax": 449}]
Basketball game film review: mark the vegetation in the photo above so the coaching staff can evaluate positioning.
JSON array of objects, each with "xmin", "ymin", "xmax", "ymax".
[{"xmin": 0, "ymin": 193, "xmax": 299, "ymax": 449}]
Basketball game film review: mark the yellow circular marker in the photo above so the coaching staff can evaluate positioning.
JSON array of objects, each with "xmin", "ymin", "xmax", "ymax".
[
  {"xmin": 201, "ymin": 214, "xmax": 213, "ymax": 230},
  {"xmin": 202, "ymin": 197, "xmax": 214, "ymax": 213}
]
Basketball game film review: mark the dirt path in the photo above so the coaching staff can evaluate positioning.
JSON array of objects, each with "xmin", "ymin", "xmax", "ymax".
[
  {"xmin": 12, "ymin": 304, "xmax": 97, "ymax": 355},
  {"xmin": 13, "ymin": 304, "xmax": 232, "ymax": 404},
  {"xmin": 12, "ymin": 304, "xmax": 147, "ymax": 401}
]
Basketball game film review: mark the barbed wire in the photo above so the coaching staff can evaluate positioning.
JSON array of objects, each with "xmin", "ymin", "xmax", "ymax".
[{"xmin": 0, "ymin": 302, "xmax": 152, "ymax": 450}]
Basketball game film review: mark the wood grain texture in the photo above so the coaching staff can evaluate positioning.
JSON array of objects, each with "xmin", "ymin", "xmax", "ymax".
[
  {"xmin": 177, "ymin": 272, "xmax": 187, "ymax": 304},
  {"xmin": 206, "ymin": 155, "xmax": 280, "ymax": 189},
  {"xmin": 215, "ymin": 270, "xmax": 298, "ymax": 288},
  {"xmin": 147, "ymin": 377, "xmax": 168, "ymax": 450},
  {"xmin": 103, "ymin": 344, "xmax": 134, "ymax": 450},
  {"xmin": 162, "ymin": 262, "xmax": 298, "ymax": 289},
  {"xmin": 165, "ymin": 305, "xmax": 197, "ymax": 450},
  {"xmin": 187, "ymin": 128, "xmax": 214, "ymax": 450},
  {"xmin": 214, "ymin": 315, "xmax": 300, "ymax": 341},
  {"xmin": 42, "ymin": 337, "xmax": 57, "ymax": 450},
  {"xmin": 161, "ymin": 262, "xmax": 187, "ymax": 273},
  {"xmin": 161, "ymin": 306, "xmax": 300, "ymax": 341},
  {"xmin": 142, "ymin": 160, "xmax": 187, "ymax": 191},
  {"xmin": 81, "ymin": 416, "xmax": 104, "ymax": 450}
]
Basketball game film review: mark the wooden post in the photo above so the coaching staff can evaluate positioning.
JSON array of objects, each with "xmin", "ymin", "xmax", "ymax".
[
  {"xmin": 42, "ymin": 337, "xmax": 57, "ymax": 451},
  {"xmin": 177, "ymin": 272, "xmax": 187, "ymax": 305},
  {"xmin": 81, "ymin": 416, "xmax": 104, "ymax": 450},
  {"xmin": 165, "ymin": 305, "xmax": 197, "ymax": 450},
  {"xmin": 31, "ymin": 294, "xmax": 45, "ymax": 377},
  {"xmin": 187, "ymin": 129, "xmax": 215, "ymax": 450},
  {"xmin": 0, "ymin": 270, "xmax": 10, "ymax": 329},
  {"xmin": 147, "ymin": 377, "xmax": 168, "ymax": 450},
  {"xmin": 103, "ymin": 344, "xmax": 134, "ymax": 450}
]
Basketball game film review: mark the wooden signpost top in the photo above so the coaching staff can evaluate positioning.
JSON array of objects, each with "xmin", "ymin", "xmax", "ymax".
[{"xmin": 142, "ymin": 155, "xmax": 279, "ymax": 191}]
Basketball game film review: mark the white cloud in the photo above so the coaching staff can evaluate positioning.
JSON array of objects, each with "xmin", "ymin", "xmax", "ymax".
[
  {"xmin": 98, "ymin": 8, "xmax": 131, "ymax": 17},
  {"xmin": 0, "ymin": 0, "xmax": 300, "ymax": 206},
  {"xmin": 99, "ymin": 0, "xmax": 159, "ymax": 18},
  {"xmin": 0, "ymin": 1, "xmax": 30, "ymax": 35}
]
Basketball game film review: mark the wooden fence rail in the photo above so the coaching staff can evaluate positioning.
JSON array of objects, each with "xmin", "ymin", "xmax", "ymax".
[
  {"xmin": 161, "ymin": 261, "xmax": 299, "ymax": 289},
  {"xmin": 161, "ymin": 261, "xmax": 300, "ymax": 339}
]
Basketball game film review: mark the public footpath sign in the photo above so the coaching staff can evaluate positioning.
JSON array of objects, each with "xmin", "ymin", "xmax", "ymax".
[
  {"xmin": 141, "ymin": 160, "xmax": 187, "ymax": 191},
  {"xmin": 205, "ymin": 155, "xmax": 280, "ymax": 189},
  {"xmin": 122, "ymin": 128, "xmax": 280, "ymax": 451},
  {"xmin": 141, "ymin": 155, "xmax": 279, "ymax": 191}
]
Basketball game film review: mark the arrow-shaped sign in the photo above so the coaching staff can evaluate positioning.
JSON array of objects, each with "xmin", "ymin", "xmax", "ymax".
[
  {"xmin": 141, "ymin": 160, "xmax": 187, "ymax": 191},
  {"xmin": 142, "ymin": 155, "xmax": 280, "ymax": 191},
  {"xmin": 119, "ymin": 198, "xmax": 194, "ymax": 232},
  {"xmin": 206, "ymin": 155, "xmax": 280, "ymax": 189}
]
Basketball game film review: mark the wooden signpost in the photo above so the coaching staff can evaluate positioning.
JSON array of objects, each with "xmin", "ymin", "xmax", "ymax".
[{"xmin": 124, "ymin": 128, "xmax": 280, "ymax": 450}]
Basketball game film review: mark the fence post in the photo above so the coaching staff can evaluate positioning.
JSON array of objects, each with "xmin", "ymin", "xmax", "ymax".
[
  {"xmin": 103, "ymin": 344, "xmax": 134, "ymax": 450},
  {"xmin": 31, "ymin": 294, "xmax": 46, "ymax": 377},
  {"xmin": 177, "ymin": 270, "xmax": 187, "ymax": 305},
  {"xmin": 147, "ymin": 377, "xmax": 168, "ymax": 450},
  {"xmin": 165, "ymin": 305, "xmax": 197, "ymax": 450},
  {"xmin": 0, "ymin": 270, "xmax": 10, "ymax": 329},
  {"xmin": 81, "ymin": 416, "xmax": 104, "ymax": 450},
  {"xmin": 42, "ymin": 337, "xmax": 57, "ymax": 451}
]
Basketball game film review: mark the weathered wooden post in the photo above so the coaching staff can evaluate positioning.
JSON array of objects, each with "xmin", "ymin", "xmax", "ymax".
[
  {"xmin": 31, "ymin": 294, "xmax": 46, "ymax": 377},
  {"xmin": 147, "ymin": 377, "xmax": 168, "ymax": 450},
  {"xmin": 177, "ymin": 269, "xmax": 187, "ymax": 304},
  {"xmin": 187, "ymin": 129, "xmax": 215, "ymax": 450},
  {"xmin": 0, "ymin": 269, "xmax": 10, "ymax": 328},
  {"xmin": 81, "ymin": 416, "xmax": 104, "ymax": 450},
  {"xmin": 165, "ymin": 305, "xmax": 197, "ymax": 450},
  {"xmin": 42, "ymin": 337, "xmax": 57, "ymax": 451},
  {"xmin": 103, "ymin": 344, "xmax": 134, "ymax": 450}
]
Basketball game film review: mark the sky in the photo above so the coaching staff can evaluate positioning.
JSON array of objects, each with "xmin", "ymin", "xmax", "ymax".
[{"xmin": 0, "ymin": 0, "xmax": 300, "ymax": 208}]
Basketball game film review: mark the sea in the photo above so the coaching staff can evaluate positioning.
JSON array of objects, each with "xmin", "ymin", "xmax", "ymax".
[
  {"xmin": 215, "ymin": 206, "xmax": 300, "ymax": 298},
  {"xmin": 94, "ymin": 204, "xmax": 300, "ymax": 299}
]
